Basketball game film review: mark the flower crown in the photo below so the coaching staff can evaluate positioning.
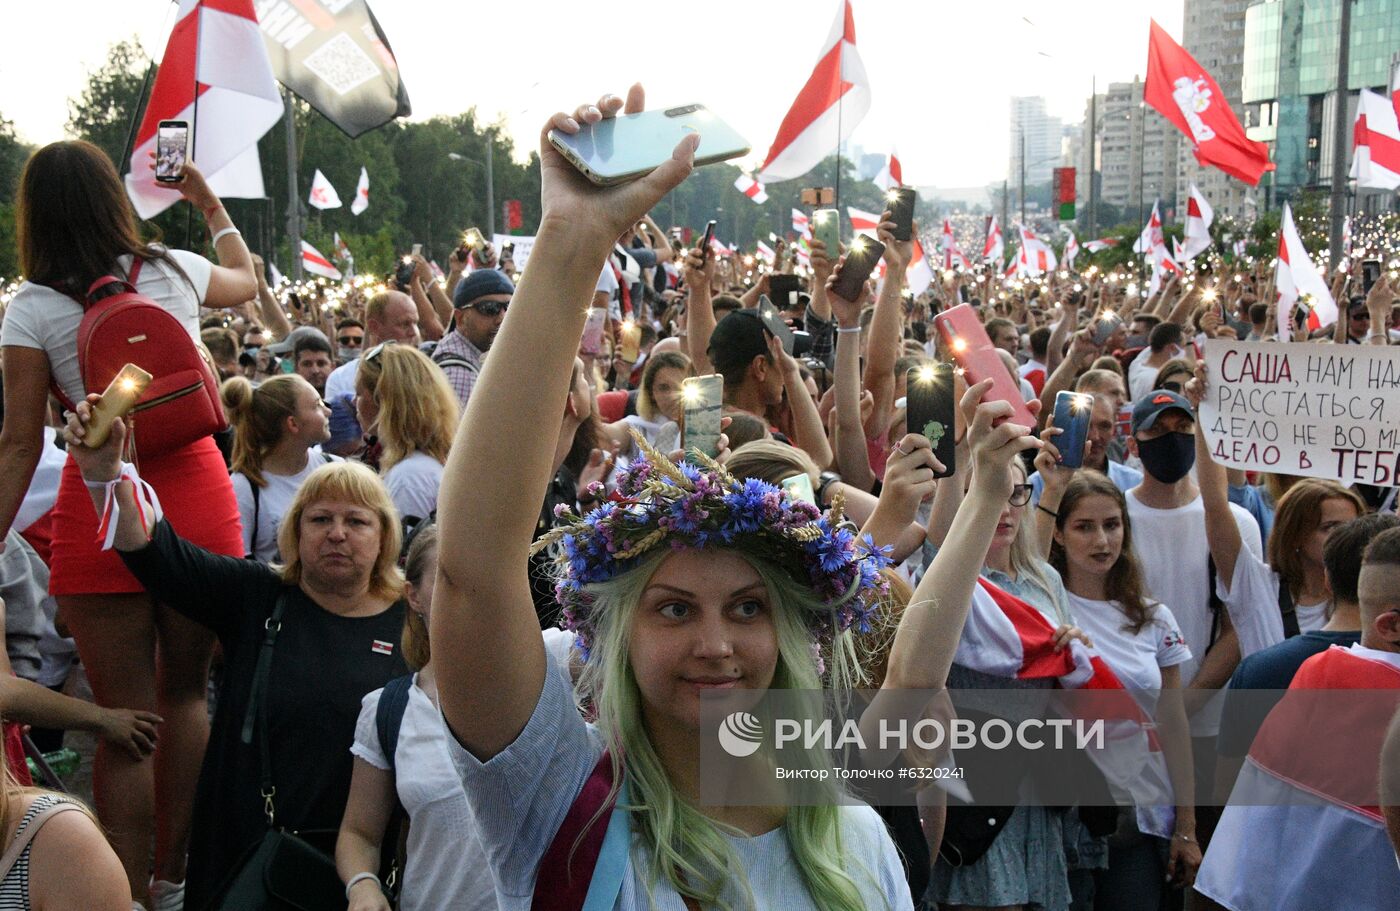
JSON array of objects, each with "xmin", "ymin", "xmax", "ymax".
[{"xmin": 531, "ymin": 431, "xmax": 893, "ymax": 658}]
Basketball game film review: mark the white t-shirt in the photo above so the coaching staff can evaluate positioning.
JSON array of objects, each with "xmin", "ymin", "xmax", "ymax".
[
  {"xmin": 1125, "ymin": 490, "xmax": 1264, "ymax": 736},
  {"xmin": 1127, "ymin": 346, "xmax": 1185, "ymax": 404},
  {"xmin": 352, "ymin": 678, "xmax": 498, "ymax": 911},
  {"xmin": 384, "ymin": 452, "xmax": 444, "ymax": 522},
  {"xmin": 325, "ymin": 358, "xmax": 360, "ymax": 403},
  {"xmin": 231, "ymin": 453, "xmax": 339, "ymax": 563},
  {"xmin": 0, "ymin": 250, "xmax": 213, "ymax": 405},
  {"xmin": 1066, "ymin": 594, "xmax": 1192, "ymax": 698}
]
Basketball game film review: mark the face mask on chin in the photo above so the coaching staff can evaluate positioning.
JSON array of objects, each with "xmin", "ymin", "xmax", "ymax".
[{"xmin": 1137, "ymin": 431, "xmax": 1196, "ymax": 484}]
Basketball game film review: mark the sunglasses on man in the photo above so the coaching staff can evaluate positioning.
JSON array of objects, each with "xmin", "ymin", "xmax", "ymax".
[
  {"xmin": 466, "ymin": 300, "xmax": 509, "ymax": 318},
  {"xmin": 338, "ymin": 335, "xmax": 364, "ymax": 346}
]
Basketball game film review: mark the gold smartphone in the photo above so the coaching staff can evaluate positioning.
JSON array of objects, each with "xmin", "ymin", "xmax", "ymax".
[{"xmin": 85, "ymin": 364, "xmax": 152, "ymax": 449}]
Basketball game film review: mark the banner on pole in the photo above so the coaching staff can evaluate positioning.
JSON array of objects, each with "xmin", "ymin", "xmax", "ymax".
[{"xmin": 1200, "ymin": 339, "xmax": 1400, "ymax": 487}]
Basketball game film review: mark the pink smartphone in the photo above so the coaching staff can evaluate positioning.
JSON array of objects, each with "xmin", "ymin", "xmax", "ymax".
[{"xmin": 932, "ymin": 304, "xmax": 1036, "ymax": 428}]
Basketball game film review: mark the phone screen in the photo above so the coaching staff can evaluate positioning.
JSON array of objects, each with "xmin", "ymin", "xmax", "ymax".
[
  {"xmin": 700, "ymin": 220, "xmax": 717, "ymax": 262},
  {"xmin": 1051, "ymin": 392, "xmax": 1093, "ymax": 469},
  {"xmin": 155, "ymin": 121, "xmax": 189, "ymax": 183},
  {"xmin": 1363, "ymin": 260, "xmax": 1382, "ymax": 294}
]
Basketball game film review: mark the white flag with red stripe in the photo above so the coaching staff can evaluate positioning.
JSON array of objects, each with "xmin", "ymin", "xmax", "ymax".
[
  {"xmin": 982, "ymin": 215, "xmax": 1004, "ymax": 263},
  {"xmin": 351, "ymin": 166, "xmax": 370, "ymax": 215},
  {"xmin": 1133, "ymin": 201, "xmax": 1166, "ymax": 254},
  {"xmin": 847, "ymin": 206, "xmax": 881, "ymax": 239},
  {"xmin": 872, "ymin": 146, "xmax": 903, "ymax": 191},
  {"xmin": 939, "ymin": 219, "xmax": 971, "ymax": 271},
  {"xmin": 792, "ymin": 208, "xmax": 812, "ymax": 237},
  {"xmin": 301, "ymin": 240, "xmax": 342, "ymax": 280},
  {"xmin": 959, "ymin": 578, "xmax": 1175, "ymax": 834},
  {"xmin": 756, "ymin": 0, "xmax": 871, "ymax": 183},
  {"xmin": 1062, "ymin": 228, "xmax": 1081, "ymax": 270},
  {"xmin": 710, "ymin": 235, "xmax": 730, "ymax": 258},
  {"xmin": 125, "ymin": 0, "xmax": 283, "ymax": 219},
  {"xmin": 1350, "ymin": 89, "xmax": 1400, "ymax": 190},
  {"xmin": 1196, "ymin": 645, "xmax": 1400, "ymax": 911},
  {"xmin": 1016, "ymin": 227, "xmax": 1057, "ymax": 277},
  {"xmin": 1181, "ymin": 184, "xmax": 1215, "ymax": 260},
  {"xmin": 906, "ymin": 239, "xmax": 934, "ymax": 295},
  {"xmin": 333, "ymin": 232, "xmax": 353, "ymax": 263},
  {"xmin": 1084, "ymin": 238, "xmax": 1119, "ymax": 253},
  {"xmin": 734, "ymin": 173, "xmax": 769, "ymax": 203},
  {"xmin": 308, "ymin": 169, "xmax": 342, "ymax": 210},
  {"xmin": 755, "ymin": 241, "xmax": 777, "ymax": 265},
  {"xmin": 1274, "ymin": 202, "xmax": 1337, "ymax": 340}
]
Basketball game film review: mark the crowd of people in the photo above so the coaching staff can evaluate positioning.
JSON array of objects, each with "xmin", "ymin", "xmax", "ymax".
[{"xmin": 0, "ymin": 84, "xmax": 1396, "ymax": 911}]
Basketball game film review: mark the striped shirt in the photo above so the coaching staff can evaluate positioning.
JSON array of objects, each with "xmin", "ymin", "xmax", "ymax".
[
  {"xmin": 430, "ymin": 330, "xmax": 486, "ymax": 412},
  {"xmin": 0, "ymin": 795, "xmax": 74, "ymax": 910}
]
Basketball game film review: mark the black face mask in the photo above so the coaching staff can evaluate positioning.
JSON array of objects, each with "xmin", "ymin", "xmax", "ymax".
[{"xmin": 1138, "ymin": 431, "xmax": 1196, "ymax": 484}]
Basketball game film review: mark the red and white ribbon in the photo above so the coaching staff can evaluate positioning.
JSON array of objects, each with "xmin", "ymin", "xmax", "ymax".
[{"xmin": 89, "ymin": 463, "xmax": 163, "ymax": 551}]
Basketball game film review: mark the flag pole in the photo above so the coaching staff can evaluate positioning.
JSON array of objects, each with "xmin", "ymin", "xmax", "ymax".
[
  {"xmin": 184, "ymin": 1, "xmax": 201, "ymax": 250},
  {"xmin": 285, "ymin": 87, "xmax": 303, "ymax": 281},
  {"xmin": 834, "ymin": 92, "xmax": 842, "ymax": 208},
  {"xmin": 120, "ymin": 59, "xmax": 157, "ymax": 180},
  {"xmin": 1327, "ymin": 0, "xmax": 1355, "ymax": 270}
]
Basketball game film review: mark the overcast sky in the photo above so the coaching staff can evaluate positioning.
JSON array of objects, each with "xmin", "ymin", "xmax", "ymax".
[{"xmin": 4, "ymin": 0, "xmax": 1183, "ymax": 188}]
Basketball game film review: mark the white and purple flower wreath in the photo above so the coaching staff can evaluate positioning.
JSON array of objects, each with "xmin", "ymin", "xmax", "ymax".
[{"xmin": 530, "ymin": 431, "xmax": 894, "ymax": 658}]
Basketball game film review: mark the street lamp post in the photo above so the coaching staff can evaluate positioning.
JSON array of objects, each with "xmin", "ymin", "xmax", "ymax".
[{"xmin": 448, "ymin": 142, "xmax": 496, "ymax": 238}]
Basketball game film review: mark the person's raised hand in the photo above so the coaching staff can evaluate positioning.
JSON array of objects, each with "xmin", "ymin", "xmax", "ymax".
[
  {"xmin": 539, "ymin": 85, "xmax": 696, "ymax": 249},
  {"xmin": 766, "ymin": 329, "xmax": 800, "ymax": 381},
  {"xmin": 877, "ymin": 211, "xmax": 913, "ymax": 273},
  {"xmin": 448, "ymin": 245, "xmax": 470, "ymax": 273},
  {"xmin": 577, "ymin": 442, "xmax": 620, "ymax": 501},
  {"xmin": 1068, "ymin": 328, "xmax": 1101, "ymax": 366},
  {"xmin": 250, "ymin": 253, "xmax": 268, "ymax": 289},
  {"xmin": 1033, "ymin": 425, "xmax": 1078, "ymax": 497},
  {"xmin": 411, "ymin": 253, "xmax": 435, "ymax": 284},
  {"xmin": 150, "ymin": 152, "xmax": 219, "ymax": 213},
  {"xmin": 471, "ymin": 242, "xmax": 498, "ymax": 271},
  {"xmin": 682, "ymin": 245, "xmax": 716, "ymax": 290},
  {"xmin": 881, "ymin": 433, "xmax": 943, "ymax": 523},
  {"xmin": 810, "ymin": 238, "xmax": 834, "ymax": 285},
  {"xmin": 98, "ymin": 707, "xmax": 162, "ymax": 761},
  {"xmin": 62, "ymin": 395, "xmax": 126, "ymax": 482},
  {"xmin": 1367, "ymin": 272, "xmax": 1393, "ymax": 336},
  {"xmin": 960, "ymin": 378, "xmax": 1041, "ymax": 491},
  {"xmin": 826, "ymin": 253, "xmax": 868, "ymax": 328},
  {"xmin": 1184, "ymin": 360, "xmax": 1208, "ymax": 410}
]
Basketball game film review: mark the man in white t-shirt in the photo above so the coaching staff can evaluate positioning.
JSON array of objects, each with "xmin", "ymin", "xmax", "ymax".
[{"xmin": 1123, "ymin": 390, "xmax": 1263, "ymax": 837}]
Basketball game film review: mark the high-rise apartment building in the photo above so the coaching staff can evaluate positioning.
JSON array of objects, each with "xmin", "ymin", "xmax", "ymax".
[
  {"xmin": 1009, "ymin": 96, "xmax": 1064, "ymax": 194},
  {"xmin": 1093, "ymin": 80, "xmax": 1180, "ymax": 221},
  {"xmin": 1177, "ymin": 0, "xmax": 1255, "ymax": 220}
]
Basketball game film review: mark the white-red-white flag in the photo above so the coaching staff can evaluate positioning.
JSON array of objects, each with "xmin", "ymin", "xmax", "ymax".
[
  {"xmin": 939, "ymin": 219, "xmax": 971, "ymax": 271},
  {"xmin": 333, "ymin": 232, "xmax": 353, "ymax": 263},
  {"xmin": 1084, "ymin": 238, "xmax": 1119, "ymax": 253},
  {"xmin": 755, "ymin": 241, "xmax": 777, "ymax": 265},
  {"xmin": 1181, "ymin": 184, "xmax": 1214, "ymax": 261},
  {"xmin": 1196, "ymin": 646, "xmax": 1400, "ymax": 911},
  {"xmin": 125, "ymin": 0, "xmax": 283, "ymax": 219},
  {"xmin": 301, "ymin": 240, "xmax": 342, "ymax": 280},
  {"xmin": 983, "ymin": 215, "xmax": 1004, "ymax": 263},
  {"xmin": 1134, "ymin": 201, "xmax": 1165, "ymax": 254},
  {"xmin": 1062, "ymin": 228, "xmax": 1081, "ymax": 270},
  {"xmin": 1016, "ymin": 227, "xmax": 1057, "ymax": 277},
  {"xmin": 1274, "ymin": 202, "xmax": 1337, "ymax": 340},
  {"xmin": 756, "ymin": 0, "xmax": 871, "ymax": 183},
  {"xmin": 1350, "ymin": 89, "xmax": 1400, "ymax": 190},
  {"xmin": 709, "ymin": 235, "xmax": 731, "ymax": 257},
  {"xmin": 351, "ymin": 166, "xmax": 370, "ymax": 215},
  {"xmin": 792, "ymin": 208, "xmax": 811, "ymax": 237},
  {"xmin": 872, "ymin": 145, "xmax": 903, "ymax": 191},
  {"xmin": 847, "ymin": 206, "xmax": 881, "ymax": 239},
  {"xmin": 308, "ymin": 169, "xmax": 342, "ymax": 210},
  {"xmin": 906, "ymin": 238, "xmax": 934, "ymax": 295},
  {"xmin": 733, "ymin": 173, "xmax": 769, "ymax": 203}
]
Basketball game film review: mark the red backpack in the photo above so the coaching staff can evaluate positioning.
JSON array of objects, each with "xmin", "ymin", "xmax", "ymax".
[{"xmin": 51, "ymin": 258, "xmax": 226, "ymax": 461}]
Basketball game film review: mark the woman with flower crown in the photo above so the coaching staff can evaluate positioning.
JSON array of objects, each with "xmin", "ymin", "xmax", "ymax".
[{"xmin": 430, "ymin": 86, "xmax": 1044, "ymax": 911}]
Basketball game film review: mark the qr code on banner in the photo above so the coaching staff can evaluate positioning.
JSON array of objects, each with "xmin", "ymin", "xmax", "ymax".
[{"xmin": 302, "ymin": 33, "xmax": 379, "ymax": 97}]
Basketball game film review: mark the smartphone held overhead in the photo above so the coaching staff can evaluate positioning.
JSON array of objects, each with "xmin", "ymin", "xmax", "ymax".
[
  {"xmin": 548, "ymin": 105, "xmax": 749, "ymax": 186},
  {"xmin": 831, "ymin": 237, "xmax": 885, "ymax": 301},
  {"xmin": 155, "ymin": 120, "xmax": 188, "ymax": 183},
  {"xmin": 885, "ymin": 187, "xmax": 916, "ymax": 242},
  {"xmin": 906, "ymin": 363, "xmax": 956, "ymax": 478},
  {"xmin": 933, "ymin": 304, "xmax": 1036, "ymax": 429},
  {"xmin": 681, "ymin": 374, "xmax": 724, "ymax": 460},
  {"xmin": 1051, "ymin": 392, "xmax": 1093, "ymax": 469}
]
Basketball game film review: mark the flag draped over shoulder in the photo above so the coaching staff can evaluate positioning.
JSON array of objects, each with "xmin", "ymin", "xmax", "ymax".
[
  {"xmin": 126, "ymin": 0, "xmax": 283, "ymax": 219},
  {"xmin": 757, "ymin": 0, "xmax": 870, "ymax": 182},
  {"xmin": 1196, "ymin": 645, "xmax": 1400, "ymax": 911}
]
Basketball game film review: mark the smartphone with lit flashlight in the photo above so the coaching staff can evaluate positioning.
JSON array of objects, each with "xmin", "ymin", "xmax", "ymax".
[
  {"xmin": 812, "ymin": 208, "xmax": 840, "ymax": 256},
  {"xmin": 886, "ymin": 187, "xmax": 916, "ymax": 242},
  {"xmin": 1091, "ymin": 311, "xmax": 1123, "ymax": 347},
  {"xmin": 907, "ymin": 362, "xmax": 956, "ymax": 478},
  {"xmin": 154, "ymin": 120, "xmax": 188, "ymax": 183},
  {"xmin": 831, "ymin": 237, "xmax": 885, "ymax": 301},
  {"xmin": 620, "ymin": 319, "xmax": 641, "ymax": 362},
  {"xmin": 1051, "ymin": 391, "xmax": 1093, "ymax": 469},
  {"xmin": 681, "ymin": 374, "xmax": 724, "ymax": 459},
  {"xmin": 933, "ymin": 303, "xmax": 1036, "ymax": 429},
  {"xmin": 580, "ymin": 307, "xmax": 608, "ymax": 356},
  {"xmin": 86, "ymin": 364, "xmax": 153, "ymax": 449}
]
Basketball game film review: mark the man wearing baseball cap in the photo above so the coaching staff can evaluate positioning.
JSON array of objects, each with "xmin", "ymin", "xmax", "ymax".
[
  {"xmin": 432, "ymin": 269, "xmax": 514, "ymax": 411},
  {"xmin": 705, "ymin": 309, "xmax": 788, "ymax": 419},
  {"xmin": 1123, "ymin": 387, "xmax": 1265, "ymax": 854}
]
